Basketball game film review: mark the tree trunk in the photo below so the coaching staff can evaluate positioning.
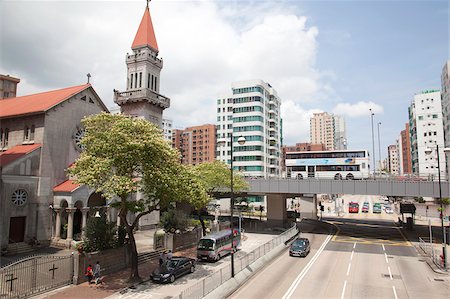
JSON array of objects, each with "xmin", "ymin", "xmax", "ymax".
[
  {"xmin": 126, "ymin": 224, "xmax": 141, "ymax": 283},
  {"xmin": 120, "ymin": 209, "xmax": 141, "ymax": 283},
  {"xmin": 197, "ymin": 210, "xmax": 207, "ymax": 236}
]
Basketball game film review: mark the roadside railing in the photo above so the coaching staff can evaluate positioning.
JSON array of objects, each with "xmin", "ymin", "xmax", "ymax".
[
  {"xmin": 418, "ymin": 237, "xmax": 446, "ymax": 270},
  {"xmin": 175, "ymin": 224, "xmax": 298, "ymax": 299}
]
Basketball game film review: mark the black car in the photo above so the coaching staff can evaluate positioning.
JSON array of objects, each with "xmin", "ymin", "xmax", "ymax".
[
  {"xmin": 289, "ymin": 238, "xmax": 310, "ymax": 257},
  {"xmin": 150, "ymin": 257, "xmax": 196, "ymax": 283}
]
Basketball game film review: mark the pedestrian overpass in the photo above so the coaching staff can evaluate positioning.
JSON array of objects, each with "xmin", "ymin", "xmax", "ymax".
[{"xmin": 238, "ymin": 178, "xmax": 450, "ymax": 227}]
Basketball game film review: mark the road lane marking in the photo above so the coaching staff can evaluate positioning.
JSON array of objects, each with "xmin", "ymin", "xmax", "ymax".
[
  {"xmin": 350, "ymin": 251, "xmax": 354, "ymax": 261},
  {"xmin": 353, "ymin": 242, "xmax": 356, "ymax": 249},
  {"xmin": 384, "ymin": 253, "xmax": 389, "ymax": 264},
  {"xmin": 382, "ymin": 244, "xmax": 385, "ymax": 251},
  {"xmin": 388, "ymin": 266, "xmax": 393, "ymax": 280},
  {"xmin": 340, "ymin": 280, "xmax": 347, "ymax": 299},
  {"xmin": 346, "ymin": 263, "xmax": 351, "ymax": 276},
  {"xmin": 281, "ymin": 234, "xmax": 333, "ymax": 299},
  {"xmin": 392, "ymin": 286, "xmax": 398, "ymax": 299}
]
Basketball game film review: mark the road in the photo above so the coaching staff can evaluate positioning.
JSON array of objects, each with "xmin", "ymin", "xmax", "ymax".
[{"xmin": 229, "ymin": 218, "xmax": 450, "ymax": 299}]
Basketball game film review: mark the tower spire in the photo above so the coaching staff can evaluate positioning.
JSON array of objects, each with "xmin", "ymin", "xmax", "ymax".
[{"xmin": 132, "ymin": 1, "xmax": 158, "ymax": 52}]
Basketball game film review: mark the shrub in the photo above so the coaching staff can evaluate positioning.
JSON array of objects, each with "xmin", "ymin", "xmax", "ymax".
[
  {"xmin": 83, "ymin": 212, "xmax": 119, "ymax": 252},
  {"xmin": 160, "ymin": 209, "xmax": 189, "ymax": 232}
]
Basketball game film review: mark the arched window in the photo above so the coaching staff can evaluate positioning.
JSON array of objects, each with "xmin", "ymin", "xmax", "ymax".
[
  {"xmin": 30, "ymin": 125, "xmax": 35, "ymax": 141},
  {"xmin": 3, "ymin": 128, "xmax": 9, "ymax": 147},
  {"xmin": 24, "ymin": 126, "xmax": 30, "ymax": 141}
]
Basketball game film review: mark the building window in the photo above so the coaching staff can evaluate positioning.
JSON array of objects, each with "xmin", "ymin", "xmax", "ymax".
[
  {"xmin": 2, "ymin": 128, "xmax": 9, "ymax": 148},
  {"xmin": 148, "ymin": 73, "xmax": 151, "ymax": 88},
  {"xmin": 154, "ymin": 76, "xmax": 157, "ymax": 91},
  {"xmin": 139, "ymin": 72, "xmax": 142, "ymax": 88},
  {"xmin": 134, "ymin": 73, "xmax": 138, "ymax": 88},
  {"xmin": 11, "ymin": 189, "xmax": 28, "ymax": 206},
  {"xmin": 130, "ymin": 74, "xmax": 133, "ymax": 89},
  {"xmin": 24, "ymin": 126, "xmax": 30, "ymax": 141}
]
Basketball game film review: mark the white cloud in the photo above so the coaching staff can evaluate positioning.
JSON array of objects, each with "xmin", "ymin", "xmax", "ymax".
[
  {"xmin": 280, "ymin": 101, "xmax": 322, "ymax": 144},
  {"xmin": 332, "ymin": 101, "xmax": 384, "ymax": 118}
]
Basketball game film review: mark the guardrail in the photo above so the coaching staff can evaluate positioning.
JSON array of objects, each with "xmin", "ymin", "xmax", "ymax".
[
  {"xmin": 175, "ymin": 224, "xmax": 298, "ymax": 299},
  {"xmin": 418, "ymin": 237, "xmax": 446, "ymax": 270}
]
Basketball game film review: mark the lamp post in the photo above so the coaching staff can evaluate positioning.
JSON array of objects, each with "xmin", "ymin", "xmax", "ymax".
[
  {"xmin": 425, "ymin": 145, "xmax": 449, "ymax": 270},
  {"xmin": 377, "ymin": 122, "xmax": 382, "ymax": 172},
  {"xmin": 370, "ymin": 109, "xmax": 375, "ymax": 176},
  {"xmin": 218, "ymin": 134, "xmax": 246, "ymax": 277}
]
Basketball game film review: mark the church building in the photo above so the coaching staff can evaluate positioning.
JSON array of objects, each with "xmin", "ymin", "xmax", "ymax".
[{"xmin": 0, "ymin": 2, "xmax": 169, "ymax": 252}]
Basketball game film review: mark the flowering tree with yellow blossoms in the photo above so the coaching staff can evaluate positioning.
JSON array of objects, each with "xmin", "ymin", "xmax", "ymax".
[{"xmin": 69, "ymin": 113, "xmax": 210, "ymax": 282}]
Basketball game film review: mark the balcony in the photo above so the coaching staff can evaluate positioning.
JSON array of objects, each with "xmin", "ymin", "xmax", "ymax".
[{"xmin": 114, "ymin": 88, "xmax": 170, "ymax": 109}]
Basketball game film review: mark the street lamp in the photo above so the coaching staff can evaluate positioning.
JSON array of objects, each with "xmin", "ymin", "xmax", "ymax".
[
  {"xmin": 369, "ymin": 109, "xmax": 375, "ymax": 177},
  {"xmin": 424, "ymin": 145, "xmax": 450, "ymax": 270},
  {"xmin": 377, "ymin": 122, "xmax": 382, "ymax": 172},
  {"xmin": 217, "ymin": 134, "xmax": 245, "ymax": 277}
]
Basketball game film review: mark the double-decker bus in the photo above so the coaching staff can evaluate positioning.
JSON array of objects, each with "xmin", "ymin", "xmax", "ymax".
[
  {"xmin": 285, "ymin": 149, "xmax": 370, "ymax": 180},
  {"xmin": 197, "ymin": 229, "xmax": 241, "ymax": 262}
]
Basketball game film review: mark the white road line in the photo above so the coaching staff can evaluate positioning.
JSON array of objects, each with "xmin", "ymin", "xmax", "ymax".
[
  {"xmin": 350, "ymin": 251, "xmax": 354, "ymax": 261},
  {"xmin": 281, "ymin": 234, "xmax": 333, "ymax": 299},
  {"xmin": 392, "ymin": 286, "xmax": 398, "ymax": 299},
  {"xmin": 382, "ymin": 244, "xmax": 385, "ymax": 251},
  {"xmin": 384, "ymin": 252, "xmax": 389, "ymax": 264},
  {"xmin": 388, "ymin": 266, "xmax": 393, "ymax": 280},
  {"xmin": 346, "ymin": 263, "xmax": 351, "ymax": 276},
  {"xmin": 353, "ymin": 242, "xmax": 356, "ymax": 249},
  {"xmin": 341, "ymin": 280, "xmax": 347, "ymax": 299}
]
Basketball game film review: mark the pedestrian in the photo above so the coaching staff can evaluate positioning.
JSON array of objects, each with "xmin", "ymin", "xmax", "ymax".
[
  {"xmin": 166, "ymin": 250, "xmax": 173, "ymax": 260},
  {"xmin": 93, "ymin": 261, "xmax": 102, "ymax": 285},
  {"xmin": 159, "ymin": 251, "xmax": 166, "ymax": 265},
  {"xmin": 85, "ymin": 264, "xmax": 93, "ymax": 284}
]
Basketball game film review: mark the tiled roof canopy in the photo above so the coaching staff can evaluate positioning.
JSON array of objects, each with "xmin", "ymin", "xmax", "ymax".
[
  {"xmin": 0, "ymin": 144, "xmax": 41, "ymax": 167},
  {"xmin": 53, "ymin": 179, "xmax": 81, "ymax": 193},
  {"xmin": 0, "ymin": 84, "xmax": 90, "ymax": 119}
]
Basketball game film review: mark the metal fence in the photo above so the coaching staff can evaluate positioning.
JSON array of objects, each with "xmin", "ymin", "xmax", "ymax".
[
  {"xmin": 418, "ymin": 237, "xmax": 446, "ymax": 270},
  {"xmin": 176, "ymin": 224, "xmax": 298, "ymax": 299},
  {"xmin": 0, "ymin": 254, "xmax": 74, "ymax": 299}
]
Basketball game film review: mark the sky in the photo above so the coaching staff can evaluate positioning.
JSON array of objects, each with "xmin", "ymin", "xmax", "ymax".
[{"xmin": 1, "ymin": 0, "xmax": 448, "ymax": 161}]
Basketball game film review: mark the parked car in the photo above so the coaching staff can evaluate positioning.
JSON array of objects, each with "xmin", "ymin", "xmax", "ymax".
[
  {"xmin": 349, "ymin": 202, "xmax": 359, "ymax": 213},
  {"xmin": 150, "ymin": 257, "xmax": 196, "ymax": 283},
  {"xmin": 373, "ymin": 203, "xmax": 382, "ymax": 214},
  {"xmin": 289, "ymin": 238, "xmax": 310, "ymax": 257},
  {"xmin": 385, "ymin": 206, "xmax": 394, "ymax": 214},
  {"xmin": 362, "ymin": 202, "xmax": 369, "ymax": 213}
]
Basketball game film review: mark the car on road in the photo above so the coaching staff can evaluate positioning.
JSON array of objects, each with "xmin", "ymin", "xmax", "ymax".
[
  {"xmin": 362, "ymin": 202, "xmax": 369, "ymax": 213},
  {"xmin": 385, "ymin": 206, "xmax": 394, "ymax": 214},
  {"xmin": 349, "ymin": 202, "xmax": 359, "ymax": 213},
  {"xmin": 150, "ymin": 257, "xmax": 196, "ymax": 283},
  {"xmin": 289, "ymin": 238, "xmax": 310, "ymax": 257},
  {"xmin": 373, "ymin": 203, "xmax": 382, "ymax": 214}
]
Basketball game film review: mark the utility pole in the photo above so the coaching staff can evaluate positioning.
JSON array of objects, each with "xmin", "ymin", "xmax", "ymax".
[
  {"xmin": 370, "ymin": 108, "xmax": 375, "ymax": 176},
  {"xmin": 377, "ymin": 122, "xmax": 382, "ymax": 171}
]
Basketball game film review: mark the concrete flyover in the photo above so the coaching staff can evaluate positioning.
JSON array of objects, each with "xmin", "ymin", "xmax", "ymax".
[{"xmin": 245, "ymin": 178, "xmax": 450, "ymax": 198}]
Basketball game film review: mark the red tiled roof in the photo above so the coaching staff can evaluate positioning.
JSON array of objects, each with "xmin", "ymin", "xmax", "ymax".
[
  {"xmin": 0, "ymin": 144, "xmax": 41, "ymax": 167},
  {"xmin": 132, "ymin": 6, "xmax": 159, "ymax": 51},
  {"xmin": 53, "ymin": 179, "xmax": 81, "ymax": 193},
  {"xmin": 0, "ymin": 84, "xmax": 91, "ymax": 119}
]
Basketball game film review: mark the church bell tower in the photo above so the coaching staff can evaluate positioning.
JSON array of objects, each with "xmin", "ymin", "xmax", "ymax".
[{"xmin": 114, "ymin": 1, "xmax": 170, "ymax": 126}]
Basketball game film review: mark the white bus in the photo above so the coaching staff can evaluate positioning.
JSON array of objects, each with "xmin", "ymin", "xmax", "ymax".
[{"xmin": 285, "ymin": 150, "xmax": 370, "ymax": 180}]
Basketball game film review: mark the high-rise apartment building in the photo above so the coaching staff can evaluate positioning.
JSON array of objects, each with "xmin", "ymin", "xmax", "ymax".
[
  {"xmin": 441, "ymin": 61, "xmax": 450, "ymax": 140},
  {"xmin": 310, "ymin": 112, "xmax": 347, "ymax": 150},
  {"xmin": 216, "ymin": 80, "xmax": 282, "ymax": 178},
  {"xmin": 397, "ymin": 123, "xmax": 412, "ymax": 175},
  {"xmin": 172, "ymin": 124, "xmax": 216, "ymax": 165},
  {"xmin": 162, "ymin": 118, "xmax": 173, "ymax": 141},
  {"xmin": 0, "ymin": 74, "xmax": 20, "ymax": 99},
  {"xmin": 387, "ymin": 144, "xmax": 399, "ymax": 174},
  {"xmin": 409, "ymin": 90, "xmax": 446, "ymax": 176}
]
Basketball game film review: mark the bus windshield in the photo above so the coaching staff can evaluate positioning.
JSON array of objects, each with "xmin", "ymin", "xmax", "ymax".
[{"xmin": 198, "ymin": 239, "xmax": 215, "ymax": 251}]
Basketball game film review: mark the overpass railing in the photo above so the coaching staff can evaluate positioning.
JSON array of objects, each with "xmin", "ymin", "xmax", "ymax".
[{"xmin": 175, "ymin": 224, "xmax": 298, "ymax": 299}]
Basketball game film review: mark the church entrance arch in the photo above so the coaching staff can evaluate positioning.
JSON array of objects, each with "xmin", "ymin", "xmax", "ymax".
[
  {"xmin": 59, "ymin": 200, "xmax": 69, "ymax": 239},
  {"xmin": 73, "ymin": 201, "xmax": 83, "ymax": 240},
  {"xmin": 87, "ymin": 192, "xmax": 107, "ymax": 217}
]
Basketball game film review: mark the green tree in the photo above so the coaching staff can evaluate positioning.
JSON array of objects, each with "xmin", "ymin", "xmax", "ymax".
[
  {"xmin": 83, "ymin": 212, "xmax": 118, "ymax": 252},
  {"xmin": 192, "ymin": 160, "xmax": 249, "ymax": 235},
  {"xmin": 69, "ymin": 113, "xmax": 209, "ymax": 282}
]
